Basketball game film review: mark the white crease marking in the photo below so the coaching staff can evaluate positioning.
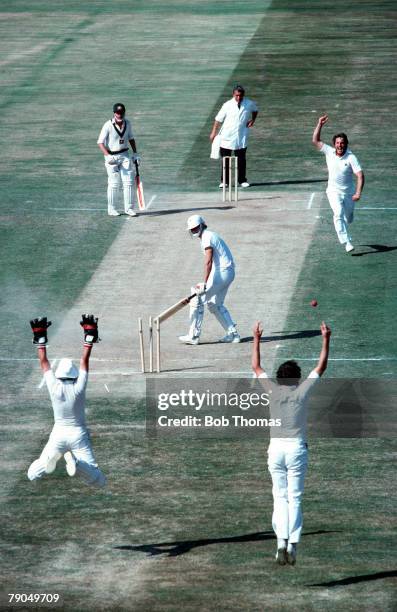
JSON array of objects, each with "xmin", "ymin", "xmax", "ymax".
[{"xmin": 307, "ymin": 192, "xmax": 316, "ymax": 209}]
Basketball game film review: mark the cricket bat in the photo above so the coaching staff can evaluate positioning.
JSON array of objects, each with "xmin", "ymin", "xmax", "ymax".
[
  {"xmin": 134, "ymin": 160, "xmax": 145, "ymax": 210},
  {"xmin": 157, "ymin": 293, "xmax": 197, "ymax": 324}
]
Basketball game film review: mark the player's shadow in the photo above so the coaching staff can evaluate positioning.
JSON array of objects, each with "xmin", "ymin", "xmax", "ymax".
[
  {"xmin": 142, "ymin": 205, "xmax": 234, "ymax": 217},
  {"xmin": 351, "ymin": 244, "xmax": 397, "ymax": 257},
  {"xmin": 115, "ymin": 529, "xmax": 339, "ymax": 558},
  {"xmin": 199, "ymin": 330, "xmax": 321, "ymax": 345},
  {"xmin": 161, "ymin": 365, "xmax": 214, "ymax": 372},
  {"xmin": 249, "ymin": 178, "xmax": 327, "ymax": 187},
  {"xmin": 265, "ymin": 330, "xmax": 322, "ymax": 342},
  {"xmin": 308, "ymin": 570, "xmax": 397, "ymax": 588}
]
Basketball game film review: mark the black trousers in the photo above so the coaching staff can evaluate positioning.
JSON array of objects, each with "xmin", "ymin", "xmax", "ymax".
[{"xmin": 220, "ymin": 147, "xmax": 247, "ymax": 184}]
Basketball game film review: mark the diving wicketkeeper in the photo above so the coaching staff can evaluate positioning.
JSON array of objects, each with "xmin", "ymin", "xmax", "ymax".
[{"xmin": 27, "ymin": 314, "xmax": 106, "ymax": 488}]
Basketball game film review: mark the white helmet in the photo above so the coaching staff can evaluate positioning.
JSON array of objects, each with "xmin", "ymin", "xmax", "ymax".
[
  {"xmin": 187, "ymin": 215, "xmax": 206, "ymax": 237},
  {"xmin": 55, "ymin": 358, "xmax": 79, "ymax": 380}
]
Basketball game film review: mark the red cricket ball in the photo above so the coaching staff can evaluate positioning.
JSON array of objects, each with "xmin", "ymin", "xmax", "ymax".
[{"xmin": 310, "ymin": 299, "xmax": 318, "ymax": 307}]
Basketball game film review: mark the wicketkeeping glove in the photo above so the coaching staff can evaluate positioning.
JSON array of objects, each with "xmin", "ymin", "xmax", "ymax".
[
  {"xmin": 80, "ymin": 314, "xmax": 100, "ymax": 345},
  {"xmin": 30, "ymin": 317, "xmax": 52, "ymax": 346}
]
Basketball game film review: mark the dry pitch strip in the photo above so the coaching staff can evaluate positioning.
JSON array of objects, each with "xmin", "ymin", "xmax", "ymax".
[{"xmin": 139, "ymin": 165, "xmax": 240, "ymax": 373}]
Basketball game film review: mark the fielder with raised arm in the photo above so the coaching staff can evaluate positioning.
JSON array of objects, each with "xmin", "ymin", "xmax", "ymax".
[
  {"xmin": 312, "ymin": 115, "xmax": 365, "ymax": 253},
  {"xmin": 179, "ymin": 215, "xmax": 240, "ymax": 345},
  {"xmin": 252, "ymin": 321, "xmax": 331, "ymax": 565},
  {"xmin": 27, "ymin": 315, "xmax": 106, "ymax": 488},
  {"xmin": 97, "ymin": 102, "xmax": 141, "ymax": 217}
]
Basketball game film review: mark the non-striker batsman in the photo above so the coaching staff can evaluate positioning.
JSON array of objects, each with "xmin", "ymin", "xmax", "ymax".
[{"xmin": 97, "ymin": 102, "xmax": 141, "ymax": 217}]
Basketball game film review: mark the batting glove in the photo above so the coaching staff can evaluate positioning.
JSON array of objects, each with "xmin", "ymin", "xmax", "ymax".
[
  {"xmin": 80, "ymin": 314, "xmax": 100, "ymax": 345},
  {"xmin": 30, "ymin": 317, "xmax": 52, "ymax": 346},
  {"xmin": 105, "ymin": 154, "xmax": 118, "ymax": 165},
  {"xmin": 195, "ymin": 282, "xmax": 206, "ymax": 296},
  {"xmin": 132, "ymin": 153, "xmax": 141, "ymax": 165}
]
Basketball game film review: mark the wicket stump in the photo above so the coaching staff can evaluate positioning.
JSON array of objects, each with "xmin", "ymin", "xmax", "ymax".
[
  {"xmin": 139, "ymin": 293, "xmax": 196, "ymax": 373},
  {"xmin": 137, "ymin": 315, "xmax": 163, "ymax": 373},
  {"xmin": 222, "ymin": 156, "xmax": 238, "ymax": 202}
]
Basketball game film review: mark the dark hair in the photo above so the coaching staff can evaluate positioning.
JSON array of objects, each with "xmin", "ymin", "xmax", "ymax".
[
  {"xmin": 276, "ymin": 360, "xmax": 301, "ymax": 385},
  {"xmin": 332, "ymin": 132, "xmax": 348, "ymax": 145},
  {"xmin": 113, "ymin": 103, "xmax": 126, "ymax": 114},
  {"xmin": 233, "ymin": 84, "xmax": 245, "ymax": 94}
]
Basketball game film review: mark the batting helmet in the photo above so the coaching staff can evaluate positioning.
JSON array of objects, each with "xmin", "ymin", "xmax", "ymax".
[
  {"xmin": 187, "ymin": 215, "xmax": 207, "ymax": 238},
  {"xmin": 187, "ymin": 215, "xmax": 205, "ymax": 230}
]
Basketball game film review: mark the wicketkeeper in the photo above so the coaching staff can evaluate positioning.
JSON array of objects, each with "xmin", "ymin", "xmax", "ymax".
[{"xmin": 27, "ymin": 315, "xmax": 106, "ymax": 488}]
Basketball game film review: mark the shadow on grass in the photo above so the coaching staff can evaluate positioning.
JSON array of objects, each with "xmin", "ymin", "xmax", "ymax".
[
  {"xmin": 115, "ymin": 529, "xmax": 339, "ymax": 558},
  {"xmin": 141, "ymin": 205, "xmax": 234, "ymax": 217},
  {"xmin": 263, "ymin": 329, "xmax": 322, "ymax": 342},
  {"xmin": 249, "ymin": 178, "xmax": 327, "ymax": 187},
  {"xmin": 351, "ymin": 244, "xmax": 397, "ymax": 257},
  {"xmin": 199, "ymin": 330, "xmax": 321, "ymax": 346},
  {"xmin": 158, "ymin": 364, "xmax": 214, "ymax": 372},
  {"xmin": 308, "ymin": 569, "xmax": 397, "ymax": 587}
]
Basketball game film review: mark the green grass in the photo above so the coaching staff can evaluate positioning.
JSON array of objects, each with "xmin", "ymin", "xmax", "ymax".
[
  {"xmin": 1, "ymin": 404, "xmax": 396, "ymax": 610},
  {"xmin": 272, "ymin": 195, "xmax": 397, "ymax": 379},
  {"xmin": 1, "ymin": 0, "xmax": 396, "ymax": 610}
]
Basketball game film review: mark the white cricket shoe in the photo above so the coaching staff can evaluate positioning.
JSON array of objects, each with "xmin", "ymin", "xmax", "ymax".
[
  {"xmin": 287, "ymin": 543, "xmax": 297, "ymax": 565},
  {"xmin": 275, "ymin": 543, "xmax": 287, "ymax": 565},
  {"xmin": 345, "ymin": 241, "xmax": 355, "ymax": 253},
  {"xmin": 125, "ymin": 208, "xmax": 137, "ymax": 217},
  {"xmin": 220, "ymin": 332, "xmax": 241, "ymax": 343},
  {"xmin": 239, "ymin": 182, "xmax": 250, "ymax": 188},
  {"xmin": 108, "ymin": 209, "xmax": 120, "ymax": 217},
  {"xmin": 178, "ymin": 334, "xmax": 199, "ymax": 345},
  {"xmin": 64, "ymin": 451, "xmax": 77, "ymax": 477},
  {"xmin": 45, "ymin": 453, "xmax": 61, "ymax": 474},
  {"xmin": 219, "ymin": 182, "xmax": 228, "ymax": 188}
]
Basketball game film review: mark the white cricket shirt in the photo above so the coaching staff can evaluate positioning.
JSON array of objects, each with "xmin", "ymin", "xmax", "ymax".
[
  {"xmin": 258, "ymin": 370, "xmax": 320, "ymax": 441},
  {"xmin": 97, "ymin": 118, "xmax": 134, "ymax": 153},
  {"xmin": 320, "ymin": 143, "xmax": 362, "ymax": 193},
  {"xmin": 45, "ymin": 369, "xmax": 88, "ymax": 427},
  {"xmin": 200, "ymin": 229, "xmax": 234, "ymax": 271},
  {"xmin": 215, "ymin": 97, "xmax": 258, "ymax": 150}
]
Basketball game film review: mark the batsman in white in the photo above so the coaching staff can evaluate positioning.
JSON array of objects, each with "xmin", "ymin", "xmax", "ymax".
[
  {"xmin": 97, "ymin": 102, "xmax": 141, "ymax": 217},
  {"xmin": 179, "ymin": 215, "xmax": 240, "ymax": 345},
  {"xmin": 252, "ymin": 320, "xmax": 331, "ymax": 565},
  {"xmin": 27, "ymin": 315, "xmax": 106, "ymax": 488},
  {"xmin": 312, "ymin": 115, "xmax": 365, "ymax": 253}
]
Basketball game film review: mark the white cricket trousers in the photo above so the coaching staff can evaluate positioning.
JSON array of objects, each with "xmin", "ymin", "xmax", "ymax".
[
  {"xmin": 28, "ymin": 424, "xmax": 106, "ymax": 488},
  {"xmin": 105, "ymin": 153, "xmax": 135, "ymax": 214},
  {"xmin": 267, "ymin": 439, "xmax": 308, "ymax": 543},
  {"xmin": 326, "ymin": 189, "xmax": 355, "ymax": 244},
  {"xmin": 188, "ymin": 266, "xmax": 236, "ymax": 338}
]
